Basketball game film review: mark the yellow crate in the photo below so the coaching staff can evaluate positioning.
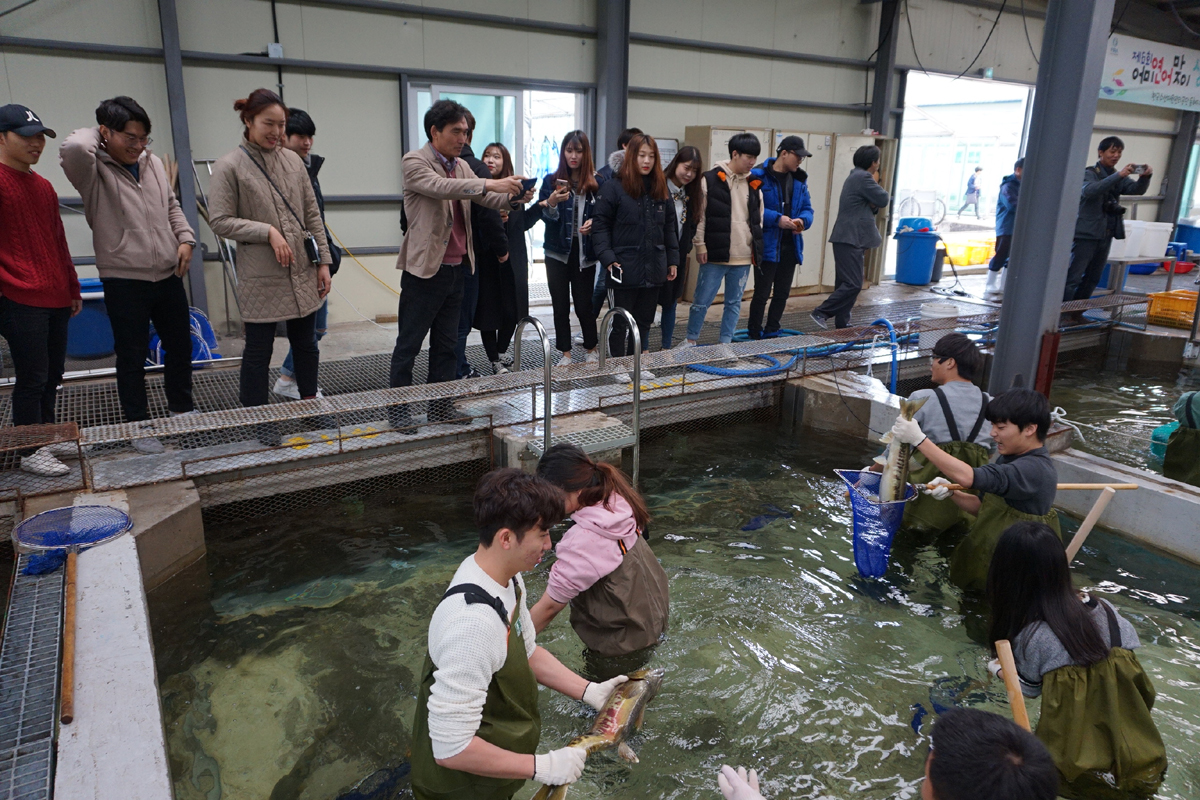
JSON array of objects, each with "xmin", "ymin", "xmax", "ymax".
[
  {"xmin": 1146, "ymin": 290, "xmax": 1198, "ymax": 329},
  {"xmin": 943, "ymin": 242, "xmax": 989, "ymax": 265}
]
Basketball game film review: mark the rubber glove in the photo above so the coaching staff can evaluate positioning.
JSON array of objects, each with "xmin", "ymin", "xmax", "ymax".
[
  {"xmin": 891, "ymin": 415, "xmax": 927, "ymax": 447},
  {"xmin": 718, "ymin": 765, "xmax": 764, "ymax": 800},
  {"xmin": 583, "ymin": 675, "xmax": 629, "ymax": 711},
  {"xmin": 924, "ymin": 476, "xmax": 953, "ymax": 500},
  {"xmin": 988, "ymin": 658, "xmax": 1004, "ymax": 679},
  {"xmin": 534, "ymin": 746, "xmax": 587, "ymax": 785}
]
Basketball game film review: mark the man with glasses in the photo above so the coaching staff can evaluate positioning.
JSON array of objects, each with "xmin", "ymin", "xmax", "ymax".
[
  {"xmin": 747, "ymin": 136, "xmax": 815, "ymax": 340},
  {"xmin": 61, "ymin": 96, "xmax": 197, "ymax": 451}
]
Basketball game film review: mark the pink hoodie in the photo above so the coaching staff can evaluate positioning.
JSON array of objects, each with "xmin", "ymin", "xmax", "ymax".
[{"xmin": 545, "ymin": 493, "xmax": 640, "ymax": 604}]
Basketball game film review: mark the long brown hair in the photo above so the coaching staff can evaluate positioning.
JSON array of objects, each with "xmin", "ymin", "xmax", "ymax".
[
  {"xmin": 552, "ymin": 130, "xmax": 599, "ymax": 196},
  {"xmin": 619, "ymin": 133, "xmax": 669, "ymax": 201},
  {"xmin": 482, "ymin": 142, "xmax": 514, "ymax": 179},
  {"xmin": 233, "ymin": 88, "xmax": 286, "ymax": 126},
  {"xmin": 663, "ymin": 144, "xmax": 704, "ymax": 223},
  {"xmin": 536, "ymin": 443, "xmax": 650, "ymax": 530}
]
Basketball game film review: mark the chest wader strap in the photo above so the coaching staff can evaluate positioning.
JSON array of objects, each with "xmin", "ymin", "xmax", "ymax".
[
  {"xmin": 967, "ymin": 392, "xmax": 990, "ymax": 443},
  {"xmin": 617, "ymin": 539, "xmax": 628, "ymax": 556},
  {"xmin": 933, "ymin": 387, "xmax": 962, "ymax": 442},
  {"xmin": 1092, "ymin": 596, "xmax": 1124, "ymax": 649},
  {"xmin": 442, "ymin": 583, "xmax": 510, "ymax": 628}
]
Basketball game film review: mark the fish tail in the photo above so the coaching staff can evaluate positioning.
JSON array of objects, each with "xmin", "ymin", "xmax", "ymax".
[{"xmin": 530, "ymin": 781, "xmax": 571, "ymax": 800}]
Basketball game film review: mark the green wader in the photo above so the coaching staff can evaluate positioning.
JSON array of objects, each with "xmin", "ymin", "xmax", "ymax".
[
  {"xmin": 1162, "ymin": 426, "xmax": 1200, "ymax": 487},
  {"xmin": 1037, "ymin": 604, "xmax": 1167, "ymax": 799},
  {"xmin": 903, "ymin": 441, "xmax": 991, "ymax": 533},
  {"xmin": 410, "ymin": 583, "xmax": 541, "ymax": 800},
  {"xmin": 949, "ymin": 492, "xmax": 1061, "ymax": 593}
]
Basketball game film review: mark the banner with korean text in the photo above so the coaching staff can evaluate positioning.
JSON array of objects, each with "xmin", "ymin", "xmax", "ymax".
[{"xmin": 1101, "ymin": 34, "xmax": 1200, "ymax": 111}]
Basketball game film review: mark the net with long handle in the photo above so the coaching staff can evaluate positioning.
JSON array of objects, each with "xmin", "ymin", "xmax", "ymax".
[
  {"xmin": 836, "ymin": 469, "xmax": 915, "ymax": 578},
  {"xmin": 13, "ymin": 506, "xmax": 133, "ymax": 551}
]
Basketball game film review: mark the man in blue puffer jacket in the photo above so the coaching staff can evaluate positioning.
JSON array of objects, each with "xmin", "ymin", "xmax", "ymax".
[
  {"xmin": 984, "ymin": 157, "xmax": 1022, "ymax": 302},
  {"xmin": 747, "ymin": 136, "xmax": 815, "ymax": 339}
]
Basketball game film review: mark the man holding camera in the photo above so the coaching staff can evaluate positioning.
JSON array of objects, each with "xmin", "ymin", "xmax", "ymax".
[{"xmin": 1063, "ymin": 136, "xmax": 1152, "ymax": 303}]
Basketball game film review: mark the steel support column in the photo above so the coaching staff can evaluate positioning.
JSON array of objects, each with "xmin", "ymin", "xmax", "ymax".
[
  {"xmin": 869, "ymin": 0, "xmax": 900, "ymax": 136},
  {"xmin": 595, "ymin": 0, "xmax": 630, "ymax": 159},
  {"xmin": 988, "ymin": 0, "xmax": 1115, "ymax": 394},
  {"xmin": 157, "ymin": 0, "xmax": 208, "ymax": 312},
  {"xmin": 1157, "ymin": 111, "xmax": 1199, "ymax": 224}
]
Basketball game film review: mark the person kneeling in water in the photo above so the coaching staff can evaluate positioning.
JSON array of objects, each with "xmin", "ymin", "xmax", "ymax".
[
  {"xmin": 530, "ymin": 443, "xmax": 670, "ymax": 660},
  {"xmin": 410, "ymin": 468, "xmax": 629, "ymax": 800},
  {"xmin": 1163, "ymin": 390, "xmax": 1199, "ymax": 487},
  {"xmin": 891, "ymin": 387, "xmax": 1059, "ymax": 593},
  {"xmin": 986, "ymin": 522, "xmax": 1166, "ymax": 799}
]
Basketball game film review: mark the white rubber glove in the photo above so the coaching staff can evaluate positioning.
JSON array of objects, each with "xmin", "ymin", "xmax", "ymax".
[
  {"xmin": 924, "ymin": 476, "xmax": 954, "ymax": 501},
  {"xmin": 988, "ymin": 658, "xmax": 1004, "ymax": 679},
  {"xmin": 891, "ymin": 415, "xmax": 927, "ymax": 447},
  {"xmin": 534, "ymin": 746, "xmax": 587, "ymax": 786},
  {"xmin": 718, "ymin": 765, "xmax": 764, "ymax": 800},
  {"xmin": 582, "ymin": 675, "xmax": 629, "ymax": 711}
]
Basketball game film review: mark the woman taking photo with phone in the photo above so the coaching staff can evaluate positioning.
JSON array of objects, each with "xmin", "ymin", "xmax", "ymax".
[
  {"xmin": 658, "ymin": 146, "xmax": 702, "ymax": 350},
  {"xmin": 538, "ymin": 130, "xmax": 601, "ymax": 366},
  {"xmin": 591, "ymin": 133, "xmax": 679, "ymax": 383},
  {"xmin": 478, "ymin": 142, "xmax": 539, "ymax": 374},
  {"xmin": 208, "ymin": 88, "xmax": 331, "ymax": 419}
]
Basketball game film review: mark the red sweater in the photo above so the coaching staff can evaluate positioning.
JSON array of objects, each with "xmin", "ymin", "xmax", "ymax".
[{"xmin": 0, "ymin": 162, "xmax": 81, "ymax": 307}]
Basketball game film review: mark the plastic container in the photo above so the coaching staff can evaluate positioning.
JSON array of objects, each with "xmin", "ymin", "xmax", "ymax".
[
  {"xmin": 1172, "ymin": 261, "xmax": 1195, "ymax": 274},
  {"xmin": 896, "ymin": 216, "xmax": 932, "ymax": 232},
  {"xmin": 1150, "ymin": 421, "xmax": 1180, "ymax": 460},
  {"xmin": 919, "ymin": 301, "xmax": 959, "ymax": 350},
  {"xmin": 66, "ymin": 277, "xmax": 115, "ymax": 359},
  {"xmin": 1168, "ymin": 241, "xmax": 1188, "ymax": 261},
  {"xmin": 894, "ymin": 231, "xmax": 940, "ymax": 285},
  {"xmin": 1128, "ymin": 262, "xmax": 1161, "ymax": 275},
  {"xmin": 1174, "ymin": 221, "xmax": 1200, "ymax": 255},
  {"xmin": 1120, "ymin": 220, "xmax": 1147, "ymax": 260},
  {"xmin": 1147, "ymin": 290, "xmax": 1199, "ymax": 328},
  {"xmin": 931, "ymin": 244, "xmax": 945, "ymax": 283},
  {"xmin": 1140, "ymin": 221, "xmax": 1174, "ymax": 258}
]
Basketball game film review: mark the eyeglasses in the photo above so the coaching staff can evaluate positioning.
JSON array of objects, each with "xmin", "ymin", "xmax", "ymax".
[{"xmin": 114, "ymin": 131, "xmax": 152, "ymax": 146}]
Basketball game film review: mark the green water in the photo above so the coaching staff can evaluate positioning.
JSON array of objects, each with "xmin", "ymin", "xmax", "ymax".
[{"xmin": 151, "ymin": 423, "xmax": 1200, "ymax": 800}]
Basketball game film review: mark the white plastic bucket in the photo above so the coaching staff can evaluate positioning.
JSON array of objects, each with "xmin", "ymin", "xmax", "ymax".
[
  {"xmin": 1139, "ymin": 221, "xmax": 1174, "ymax": 258},
  {"xmin": 1120, "ymin": 220, "xmax": 1146, "ymax": 260},
  {"xmin": 920, "ymin": 302, "xmax": 959, "ymax": 351}
]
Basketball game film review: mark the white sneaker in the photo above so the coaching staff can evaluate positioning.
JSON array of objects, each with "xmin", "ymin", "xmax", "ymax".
[
  {"xmin": 637, "ymin": 369, "xmax": 656, "ymax": 381},
  {"xmin": 44, "ymin": 440, "xmax": 79, "ymax": 459},
  {"xmin": 674, "ymin": 340, "xmax": 697, "ymax": 350},
  {"xmin": 170, "ymin": 409, "xmax": 199, "ymax": 418},
  {"xmin": 584, "ymin": 350, "xmax": 598, "ymax": 364},
  {"xmin": 132, "ymin": 437, "xmax": 166, "ymax": 455},
  {"xmin": 492, "ymin": 361, "xmax": 510, "ymax": 375},
  {"xmin": 572, "ymin": 332, "xmax": 585, "ymax": 345},
  {"xmin": 21, "ymin": 448, "xmax": 70, "ymax": 477},
  {"xmin": 273, "ymin": 375, "xmax": 301, "ymax": 400},
  {"xmin": 612, "ymin": 372, "xmax": 632, "ymax": 384},
  {"xmin": 557, "ymin": 353, "xmax": 574, "ymax": 367}
]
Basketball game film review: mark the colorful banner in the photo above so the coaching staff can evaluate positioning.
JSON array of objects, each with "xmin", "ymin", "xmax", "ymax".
[{"xmin": 1101, "ymin": 34, "xmax": 1200, "ymax": 111}]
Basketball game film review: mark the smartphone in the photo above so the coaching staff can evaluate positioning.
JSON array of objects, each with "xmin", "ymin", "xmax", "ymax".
[
  {"xmin": 520, "ymin": 177, "xmax": 537, "ymax": 193},
  {"xmin": 555, "ymin": 178, "xmax": 570, "ymax": 191},
  {"xmin": 1132, "ymin": 165, "xmax": 1145, "ymax": 175},
  {"xmin": 609, "ymin": 264, "xmax": 624, "ymax": 284}
]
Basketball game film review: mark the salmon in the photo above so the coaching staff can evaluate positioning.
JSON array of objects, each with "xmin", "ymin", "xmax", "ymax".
[{"xmin": 878, "ymin": 397, "xmax": 928, "ymax": 503}]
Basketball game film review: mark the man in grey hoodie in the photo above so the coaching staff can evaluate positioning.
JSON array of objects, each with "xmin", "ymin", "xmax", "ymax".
[{"xmin": 590, "ymin": 127, "xmax": 642, "ymax": 319}]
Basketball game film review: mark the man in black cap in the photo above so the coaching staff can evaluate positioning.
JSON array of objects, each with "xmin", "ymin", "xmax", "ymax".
[
  {"xmin": 747, "ymin": 136, "xmax": 815, "ymax": 339},
  {"xmin": 0, "ymin": 104, "xmax": 82, "ymax": 477}
]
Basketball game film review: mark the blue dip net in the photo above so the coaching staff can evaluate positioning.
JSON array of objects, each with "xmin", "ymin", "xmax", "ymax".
[
  {"xmin": 13, "ymin": 505, "xmax": 132, "ymax": 551},
  {"xmin": 836, "ymin": 469, "xmax": 916, "ymax": 578}
]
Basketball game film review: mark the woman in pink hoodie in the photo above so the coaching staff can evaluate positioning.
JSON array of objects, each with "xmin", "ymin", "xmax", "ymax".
[{"xmin": 531, "ymin": 443, "xmax": 670, "ymax": 658}]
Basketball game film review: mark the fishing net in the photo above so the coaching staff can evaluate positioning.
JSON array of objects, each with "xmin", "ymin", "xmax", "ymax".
[
  {"xmin": 13, "ymin": 505, "xmax": 133, "ymax": 551},
  {"xmin": 836, "ymin": 469, "xmax": 915, "ymax": 578}
]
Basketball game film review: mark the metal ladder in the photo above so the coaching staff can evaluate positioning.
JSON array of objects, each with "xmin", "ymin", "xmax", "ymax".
[
  {"xmin": 512, "ymin": 317, "xmax": 553, "ymax": 455},
  {"xmin": 599, "ymin": 307, "xmax": 642, "ymax": 486},
  {"xmin": 192, "ymin": 159, "xmax": 242, "ymax": 336}
]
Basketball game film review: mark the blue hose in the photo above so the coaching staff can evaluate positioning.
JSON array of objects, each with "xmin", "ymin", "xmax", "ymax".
[{"xmin": 870, "ymin": 318, "xmax": 899, "ymax": 393}]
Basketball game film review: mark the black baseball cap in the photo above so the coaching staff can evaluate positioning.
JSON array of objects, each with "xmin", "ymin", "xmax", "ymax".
[
  {"xmin": 777, "ymin": 135, "xmax": 812, "ymax": 158},
  {"xmin": 0, "ymin": 105, "xmax": 57, "ymax": 138}
]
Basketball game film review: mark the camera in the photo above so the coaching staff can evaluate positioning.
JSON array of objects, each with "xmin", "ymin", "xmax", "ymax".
[{"xmin": 1102, "ymin": 198, "xmax": 1126, "ymax": 217}]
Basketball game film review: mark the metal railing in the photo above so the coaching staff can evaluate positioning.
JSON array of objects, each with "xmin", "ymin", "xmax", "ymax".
[
  {"xmin": 511, "ymin": 317, "xmax": 553, "ymax": 455},
  {"xmin": 193, "ymin": 159, "xmax": 241, "ymax": 336},
  {"xmin": 598, "ymin": 307, "xmax": 642, "ymax": 485}
]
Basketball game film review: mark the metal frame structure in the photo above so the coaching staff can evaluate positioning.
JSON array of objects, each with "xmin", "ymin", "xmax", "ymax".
[
  {"xmin": 511, "ymin": 317, "xmax": 553, "ymax": 455},
  {"xmin": 598, "ymin": 307, "xmax": 642, "ymax": 485}
]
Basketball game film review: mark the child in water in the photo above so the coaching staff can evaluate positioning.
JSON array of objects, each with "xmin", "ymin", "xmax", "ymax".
[{"xmin": 986, "ymin": 521, "xmax": 1166, "ymax": 799}]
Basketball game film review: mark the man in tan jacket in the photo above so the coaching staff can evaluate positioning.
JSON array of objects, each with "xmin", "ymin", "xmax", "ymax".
[
  {"xmin": 388, "ymin": 99, "xmax": 525, "ymax": 428},
  {"xmin": 60, "ymin": 96, "xmax": 197, "ymax": 452}
]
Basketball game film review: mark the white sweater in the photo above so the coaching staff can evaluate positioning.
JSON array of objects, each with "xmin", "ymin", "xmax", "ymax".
[{"xmin": 426, "ymin": 554, "xmax": 538, "ymax": 760}]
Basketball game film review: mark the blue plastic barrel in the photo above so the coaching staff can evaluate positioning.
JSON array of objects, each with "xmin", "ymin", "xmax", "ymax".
[
  {"xmin": 1175, "ymin": 223, "xmax": 1200, "ymax": 255},
  {"xmin": 67, "ymin": 277, "xmax": 115, "ymax": 359},
  {"xmin": 897, "ymin": 216, "xmax": 933, "ymax": 232},
  {"xmin": 894, "ymin": 231, "xmax": 940, "ymax": 285}
]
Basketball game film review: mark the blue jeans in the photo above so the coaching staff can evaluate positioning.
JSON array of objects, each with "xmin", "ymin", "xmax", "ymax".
[
  {"xmin": 280, "ymin": 298, "xmax": 327, "ymax": 378},
  {"xmin": 685, "ymin": 263, "xmax": 750, "ymax": 343}
]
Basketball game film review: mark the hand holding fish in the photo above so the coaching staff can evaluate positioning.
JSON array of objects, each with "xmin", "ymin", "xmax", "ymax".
[
  {"xmin": 923, "ymin": 476, "xmax": 954, "ymax": 500},
  {"xmin": 891, "ymin": 415, "xmax": 927, "ymax": 447},
  {"xmin": 534, "ymin": 746, "xmax": 587, "ymax": 786},
  {"xmin": 583, "ymin": 675, "xmax": 629, "ymax": 711},
  {"xmin": 718, "ymin": 765, "xmax": 765, "ymax": 800}
]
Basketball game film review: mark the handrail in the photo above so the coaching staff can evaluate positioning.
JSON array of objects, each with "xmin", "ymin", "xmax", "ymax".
[
  {"xmin": 193, "ymin": 160, "xmax": 242, "ymax": 335},
  {"xmin": 512, "ymin": 317, "xmax": 553, "ymax": 455},
  {"xmin": 598, "ymin": 307, "xmax": 642, "ymax": 486}
]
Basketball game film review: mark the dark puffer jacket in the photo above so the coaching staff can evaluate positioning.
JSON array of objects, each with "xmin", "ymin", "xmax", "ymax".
[{"xmin": 591, "ymin": 176, "xmax": 680, "ymax": 289}]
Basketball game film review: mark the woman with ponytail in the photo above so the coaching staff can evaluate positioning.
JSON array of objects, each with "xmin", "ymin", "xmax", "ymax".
[{"xmin": 531, "ymin": 443, "xmax": 669, "ymax": 659}]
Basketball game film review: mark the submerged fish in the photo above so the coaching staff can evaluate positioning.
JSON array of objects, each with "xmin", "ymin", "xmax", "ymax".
[
  {"xmin": 530, "ymin": 668, "xmax": 664, "ymax": 800},
  {"xmin": 878, "ymin": 397, "xmax": 928, "ymax": 503},
  {"xmin": 741, "ymin": 503, "xmax": 793, "ymax": 531}
]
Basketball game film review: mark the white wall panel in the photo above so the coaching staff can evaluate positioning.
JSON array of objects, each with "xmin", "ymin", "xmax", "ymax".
[
  {"xmin": 293, "ymin": 5, "xmax": 425, "ymax": 68},
  {"xmin": 894, "ymin": 0, "xmax": 1040, "ymax": 84},
  {"xmin": 177, "ymin": 0, "xmax": 276, "ymax": 55},
  {"xmin": 1094, "ymin": 99, "xmax": 1177, "ymax": 133},
  {"xmin": 0, "ymin": 0, "xmax": 162, "ymax": 48},
  {"xmin": 325, "ymin": 256, "xmax": 401, "ymax": 324},
  {"xmin": 324, "ymin": 208, "xmax": 402, "ymax": 250},
  {"xmin": 181, "ymin": 64, "xmax": 276, "ymax": 162}
]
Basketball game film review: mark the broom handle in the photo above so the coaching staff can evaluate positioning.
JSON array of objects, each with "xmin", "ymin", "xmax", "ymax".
[
  {"xmin": 1065, "ymin": 487, "xmax": 1117, "ymax": 561},
  {"xmin": 995, "ymin": 640, "xmax": 1031, "ymax": 732},
  {"xmin": 1056, "ymin": 483, "xmax": 1138, "ymax": 490},
  {"xmin": 61, "ymin": 549, "xmax": 78, "ymax": 725}
]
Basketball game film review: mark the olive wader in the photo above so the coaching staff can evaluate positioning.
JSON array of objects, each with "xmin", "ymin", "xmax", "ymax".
[
  {"xmin": 1162, "ymin": 391, "xmax": 1200, "ymax": 487},
  {"xmin": 411, "ymin": 582, "xmax": 540, "ymax": 800},
  {"xmin": 570, "ymin": 535, "xmax": 670, "ymax": 658},
  {"xmin": 903, "ymin": 387, "xmax": 990, "ymax": 533},
  {"xmin": 949, "ymin": 492, "xmax": 1060, "ymax": 593},
  {"xmin": 1036, "ymin": 601, "xmax": 1167, "ymax": 799}
]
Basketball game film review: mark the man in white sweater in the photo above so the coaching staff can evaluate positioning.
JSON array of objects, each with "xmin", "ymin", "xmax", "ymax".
[{"xmin": 410, "ymin": 468, "xmax": 629, "ymax": 800}]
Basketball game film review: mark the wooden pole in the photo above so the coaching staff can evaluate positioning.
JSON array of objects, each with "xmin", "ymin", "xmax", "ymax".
[
  {"xmin": 1055, "ymin": 483, "xmax": 1138, "ymax": 490},
  {"xmin": 60, "ymin": 549, "xmax": 78, "ymax": 725},
  {"xmin": 1065, "ymin": 486, "xmax": 1117, "ymax": 561},
  {"xmin": 995, "ymin": 639, "xmax": 1031, "ymax": 732}
]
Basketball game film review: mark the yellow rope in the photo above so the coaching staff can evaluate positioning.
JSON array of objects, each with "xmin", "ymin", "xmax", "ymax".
[{"xmin": 326, "ymin": 224, "xmax": 401, "ymax": 296}]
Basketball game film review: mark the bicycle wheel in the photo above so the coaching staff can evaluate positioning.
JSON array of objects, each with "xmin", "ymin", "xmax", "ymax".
[
  {"xmin": 898, "ymin": 197, "xmax": 920, "ymax": 219},
  {"xmin": 932, "ymin": 199, "xmax": 947, "ymax": 227}
]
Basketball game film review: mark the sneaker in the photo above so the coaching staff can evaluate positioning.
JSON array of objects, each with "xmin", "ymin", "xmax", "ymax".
[
  {"xmin": 273, "ymin": 376, "xmax": 301, "ymax": 400},
  {"xmin": 44, "ymin": 440, "xmax": 79, "ymax": 459},
  {"xmin": 170, "ymin": 409, "xmax": 199, "ymax": 418},
  {"xmin": 674, "ymin": 340, "xmax": 697, "ymax": 350},
  {"xmin": 638, "ymin": 369, "xmax": 656, "ymax": 381},
  {"xmin": 612, "ymin": 372, "xmax": 632, "ymax": 384},
  {"xmin": 499, "ymin": 353, "xmax": 515, "ymax": 367},
  {"xmin": 492, "ymin": 361, "xmax": 510, "ymax": 375},
  {"xmin": 132, "ymin": 437, "xmax": 166, "ymax": 455},
  {"xmin": 20, "ymin": 447, "xmax": 70, "ymax": 477},
  {"xmin": 572, "ymin": 332, "xmax": 585, "ymax": 345},
  {"xmin": 557, "ymin": 352, "xmax": 574, "ymax": 367},
  {"xmin": 809, "ymin": 311, "xmax": 830, "ymax": 330},
  {"xmin": 299, "ymin": 389, "xmax": 326, "ymax": 400},
  {"xmin": 584, "ymin": 350, "xmax": 598, "ymax": 364}
]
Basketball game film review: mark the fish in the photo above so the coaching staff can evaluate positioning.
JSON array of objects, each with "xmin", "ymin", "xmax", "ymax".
[
  {"xmin": 740, "ymin": 503, "xmax": 793, "ymax": 531},
  {"xmin": 877, "ymin": 397, "xmax": 928, "ymax": 503},
  {"xmin": 530, "ymin": 668, "xmax": 664, "ymax": 800}
]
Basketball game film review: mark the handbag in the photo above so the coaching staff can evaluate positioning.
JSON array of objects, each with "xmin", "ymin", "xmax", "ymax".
[{"xmin": 240, "ymin": 146, "xmax": 322, "ymax": 264}]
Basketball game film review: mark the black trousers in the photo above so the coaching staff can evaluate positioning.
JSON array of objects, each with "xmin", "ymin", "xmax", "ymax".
[
  {"xmin": 546, "ymin": 246, "xmax": 597, "ymax": 353},
  {"xmin": 241, "ymin": 312, "xmax": 319, "ymax": 406},
  {"xmin": 0, "ymin": 298, "xmax": 69, "ymax": 426},
  {"xmin": 389, "ymin": 263, "xmax": 465, "ymax": 388},
  {"xmin": 989, "ymin": 234, "xmax": 1012, "ymax": 273},
  {"xmin": 958, "ymin": 194, "xmax": 980, "ymax": 217},
  {"xmin": 747, "ymin": 251, "xmax": 798, "ymax": 339},
  {"xmin": 608, "ymin": 285, "xmax": 659, "ymax": 357},
  {"xmin": 102, "ymin": 275, "xmax": 194, "ymax": 421},
  {"xmin": 1064, "ymin": 237, "xmax": 1112, "ymax": 302},
  {"xmin": 814, "ymin": 243, "xmax": 865, "ymax": 328}
]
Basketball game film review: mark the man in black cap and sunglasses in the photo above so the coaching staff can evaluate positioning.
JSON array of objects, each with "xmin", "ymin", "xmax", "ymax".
[{"xmin": 0, "ymin": 104, "xmax": 82, "ymax": 477}]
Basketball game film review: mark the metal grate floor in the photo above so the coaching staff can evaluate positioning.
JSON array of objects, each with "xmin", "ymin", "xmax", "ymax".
[{"xmin": 0, "ymin": 554, "xmax": 62, "ymax": 800}]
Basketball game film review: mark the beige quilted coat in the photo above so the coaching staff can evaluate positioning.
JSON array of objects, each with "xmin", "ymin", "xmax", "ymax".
[{"xmin": 208, "ymin": 139, "xmax": 331, "ymax": 323}]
